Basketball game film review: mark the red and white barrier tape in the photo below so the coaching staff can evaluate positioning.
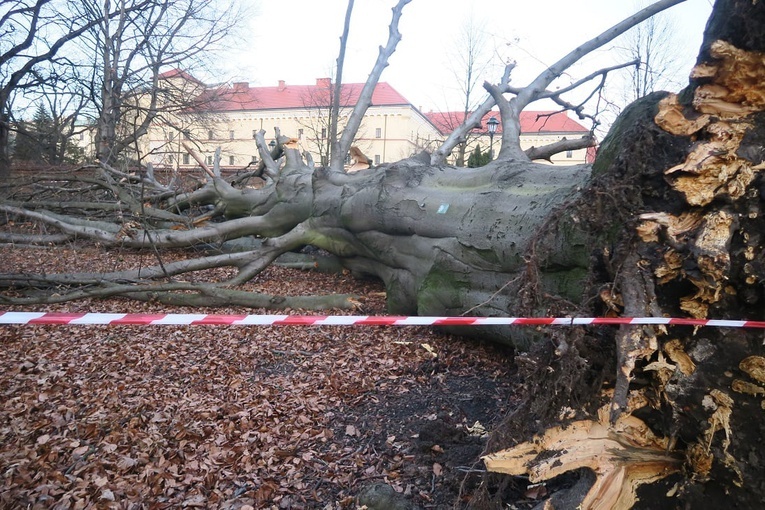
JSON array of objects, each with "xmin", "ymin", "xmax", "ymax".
[{"xmin": 1, "ymin": 311, "xmax": 765, "ymax": 328}]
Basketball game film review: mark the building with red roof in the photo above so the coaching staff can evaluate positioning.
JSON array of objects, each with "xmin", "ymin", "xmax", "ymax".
[
  {"xmin": 145, "ymin": 73, "xmax": 443, "ymax": 169},
  {"xmin": 425, "ymin": 110, "xmax": 594, "ymax": 165},
  {"xmin": 139, "ymin": 70, "xmax": 594, "ymax": 170}
]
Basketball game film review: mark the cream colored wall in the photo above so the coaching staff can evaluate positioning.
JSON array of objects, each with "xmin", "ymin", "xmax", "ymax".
[
  {"xmin": 142, "ymin": 103, "xmax": 443, "ymax": 170},
  {"xmin": 72, "ymin": 126, "xmax": 97, "ymax": 159}
]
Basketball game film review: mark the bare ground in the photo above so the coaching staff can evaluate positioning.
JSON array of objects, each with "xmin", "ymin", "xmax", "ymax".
[{"xmin": 0, "ymin": 245, "xmax": 523, "ymax": 509}]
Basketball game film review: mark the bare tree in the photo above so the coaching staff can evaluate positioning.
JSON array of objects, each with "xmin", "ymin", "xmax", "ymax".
[
  {"xmin": 298, "ymin": 78, "xmax": 358, "ymax": 168},
  {"xmin": 0, "ymin": 0, "xmax": 111, "ymax": 177},
  {"xmin": 6, "ymin": 1, "xmax": 765, "ymax": 507},
  {"xmin": 446, "ymin": 14, "xmax": 494, "ymax": 167},
  {"xmin": 9, "ymin": 65, "xmax": 91, "ymax": 166},
  {"xmin": 68, "ymin": 0, "xmax": 242, "ymax": 166},
  {"xmin": 617, "ymin": 0, "xmax": 683, "ymax": 102}
]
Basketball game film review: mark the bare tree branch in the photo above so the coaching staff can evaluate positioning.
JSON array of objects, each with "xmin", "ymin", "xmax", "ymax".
[
  {"xmin": 515, "ymin": 0, "xmax": 685, "ymax": 111},
  {"xmin": 330, "ymin": 0, "xmax": 355, "ymax": 165},
  {"xmin": 331, "ymin": 0, "xmax": 411, "ymax": 170},
  {"xmin": 254, "ymin": 130, "xmax": 279, "ymax": 179},
  {"xmin": 524, "ymin": 135, "xmax": 596, "ymax": 162}
]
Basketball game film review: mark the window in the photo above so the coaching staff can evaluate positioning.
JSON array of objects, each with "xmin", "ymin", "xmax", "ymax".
[
  {"xmin": 206, "ymin": 155, "xmax": 213, "ymax": 165},
  {"xmin": 229, "ymin": 130, "xmax": 235, "ymax": 140},
  {"xmin": 208, "ymin": 130, "xmax": 214, "ymax": 140},
  {"xmin": 167, "ymin": 154, "xmax": 174, "ymax": 164},
  {"xmin": 78, "ymin": 132, "xmax": 84, "ymax": 141},
  {"xmin": 183, "ymin": 154, "xmax": 190, "ymax": 165},
  {"xmin": 375, "ymin": 155, "xmax": 381, "ymax": 165},
  {"xmin": 251, "ymin": 155, "xmax": 258, "ymax": 163},
  {"xmin": 168, "ymin": 131, "xmax": 175, "ymax": 141},
  {"xmin": 298, "ymin": 128, "xmax": 304, "ymax": 138},
  {"xmin": 566, "ymin": 150, "xmax": 573, "ymax": 158},
  {"xmin": 229, "ymin": 155, "xmax": 235, "ymax": 166},
  {"xmin": 183, "ymin": 131, "xmax": 190, "ymax": 140},
  {"xmin": 321, "ymin": 128, "xmax": 327, "ymax": 138},
  {"xmin": 375, "ymin": 127, "xmax": 382, "ymax": 139},
  {"xmin": 252, "ymin": 130, "xmax": 257, "ymax": 139}
]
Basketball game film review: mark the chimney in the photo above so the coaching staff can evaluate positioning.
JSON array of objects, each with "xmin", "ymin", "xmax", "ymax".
[
  {"xmin": 316, "ymin": 77, "xmax": 331, "ymax": 88},
  {"xmin": 233, "ymin": 82, "xmax": 248, "ymax": 92},
  {"xmin": 278, "ymin": 80, "xmax": 286, "ymax": 91}
]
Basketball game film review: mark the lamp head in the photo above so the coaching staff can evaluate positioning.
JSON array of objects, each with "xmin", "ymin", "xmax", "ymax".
[{"xmin": 487, "ymin": 116, "xmax": 499, "ymax": 134}]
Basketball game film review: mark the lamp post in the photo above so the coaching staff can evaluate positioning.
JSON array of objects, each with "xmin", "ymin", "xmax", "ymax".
[{"xmin": 487, "ymin": 116, "xmax": 499, "ymax": 160}]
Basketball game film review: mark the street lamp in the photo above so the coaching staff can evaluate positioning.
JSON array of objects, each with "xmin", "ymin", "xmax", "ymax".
[{"xmin": 487, "ymin": 116, "xmax": 499, "ymax": 160}]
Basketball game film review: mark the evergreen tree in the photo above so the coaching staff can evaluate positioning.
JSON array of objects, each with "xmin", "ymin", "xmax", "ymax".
[
  {"xmin": 467, "ymin": 144, "xmax": 490, "ymax": 167},
  {"xmin": 12, "ymin": 104, "xmax": 84, "ymax": 165},
  {"xmin": 11, "ymin": 120, "xmax": 37, "ymax": 163}
]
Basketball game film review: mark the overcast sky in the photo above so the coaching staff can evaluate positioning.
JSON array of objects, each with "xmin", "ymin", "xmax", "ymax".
[{"xmin": 232, "ymin": 0, "xmax": 714, "ymax": 114}]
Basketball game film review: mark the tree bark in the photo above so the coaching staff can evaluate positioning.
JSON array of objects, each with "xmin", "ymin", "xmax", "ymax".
[{"xmin": 0, "ymin": 112, "xmax": 9, "ymax": 179}]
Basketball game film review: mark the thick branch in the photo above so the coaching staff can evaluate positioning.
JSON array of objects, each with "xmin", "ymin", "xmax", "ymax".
[
  {"xmin": 0, "ymin": 279, "xmax": 356, "ymax": 311},
  {"xmin": 0, "ymin": 250, "xmax": 261, "ymax": 288},
  {"xmin": 255, "ymin": 129, "xmax": 279, "ymax": 179},
  {"xmin": 330, "ymin": 0, "xmax": 354, "ymax": 163},
  {"xmin": 525, "ymin": 135, "xmax": 596, "ymax": 162},
  {"xmin": 485, "ymin": 79, "xmax": 527, "ymax": 162},
  {"xmin": 228, "ymin": 222, "xmax": 314, "ymax": 285},
  {"xmin": 331, "ymin": 0, "xmax": 411, "ymax": 169},
  {"xmin": 0, "ymin": 233, "xmax": 73, "ymax": 245},
  {"xmin": 0, "ymin": 204, "xmax": 307, "ymax": 249}
]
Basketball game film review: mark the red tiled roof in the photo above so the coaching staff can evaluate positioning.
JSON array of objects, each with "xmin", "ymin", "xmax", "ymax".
[
  {"xmin": 158, "ymin": 69, "xmax": 206, "ymax": 86},
  {"xmin": 425, "ymin": 110, "xmax": 590, "ymax": 135},
  {"xmin": 195, "ymin": 80, "xmax": 411, "ymax": 112}
]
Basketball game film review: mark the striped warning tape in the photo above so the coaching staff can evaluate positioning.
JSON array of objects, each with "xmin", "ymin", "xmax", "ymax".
[{"xmin": 1, "ymin": 312, "xmax": 765, "ymax": 328}]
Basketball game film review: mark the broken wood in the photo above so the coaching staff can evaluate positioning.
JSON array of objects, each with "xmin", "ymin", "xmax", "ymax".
[{"xmin": 483, "ymin": 401, "xmax": 682, "ymax": 510}]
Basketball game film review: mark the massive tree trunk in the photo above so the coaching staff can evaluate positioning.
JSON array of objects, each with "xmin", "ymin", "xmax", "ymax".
[
  {"xmin": 0, "ymin": 145, "xmax": 590, "ymax": 351},
  {"xmin": 2, "ymin": 0, "xmax": 765, "ymax": 507}
]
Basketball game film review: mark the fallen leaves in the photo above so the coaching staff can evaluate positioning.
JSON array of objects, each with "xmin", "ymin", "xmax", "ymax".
[{"xmin": 0, "ymin": 246, "xmax": 518, "ymax": 508}]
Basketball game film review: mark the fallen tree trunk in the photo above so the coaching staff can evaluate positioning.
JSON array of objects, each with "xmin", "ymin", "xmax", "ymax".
[
  {"xmin": 0, "ymin": 1, "xmax": 675, "ymax": 348},
  {"xmin": 1, "ymin": 152, "xmax": 590, "ymax": 347}
]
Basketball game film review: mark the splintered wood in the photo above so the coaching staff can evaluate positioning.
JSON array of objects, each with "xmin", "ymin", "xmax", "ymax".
[
  {"xmin": 483, "ymin": 404, "xmax": 681, "ymax": 510},
  {"xmin": 641, "ymin": 40, "xmax": 765, "ymax": 318}
]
